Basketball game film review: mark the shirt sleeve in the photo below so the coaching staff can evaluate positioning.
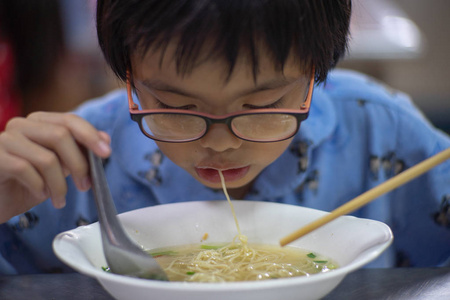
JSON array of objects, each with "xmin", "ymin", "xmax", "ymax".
[{"xmin": 387, "ymin": 92, "xmax": 450, "ymax": 267}]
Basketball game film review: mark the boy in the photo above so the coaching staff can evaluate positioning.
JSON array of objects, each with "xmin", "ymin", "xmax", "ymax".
[{"xmin": 0, "ymin": 0, "xmax": 449, "ymax": 274}]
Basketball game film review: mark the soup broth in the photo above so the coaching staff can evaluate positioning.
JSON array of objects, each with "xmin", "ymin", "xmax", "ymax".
[{"xmin": 149, "ymin": 243, "xmax": 337, "ymax": 282}]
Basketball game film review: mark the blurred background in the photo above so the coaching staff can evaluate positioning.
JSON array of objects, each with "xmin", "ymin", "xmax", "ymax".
[
  {"xmin": 0, "ymin": 0, "xmax": 448, "ymax": 133},
  {"xmin": 339, "ymin": 0, "xmax": 450, "ymax": 133}
]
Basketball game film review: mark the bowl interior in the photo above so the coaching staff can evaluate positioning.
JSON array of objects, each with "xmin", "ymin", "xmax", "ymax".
[{"xmin": 53, "ymin": 200, "xmax": 393, "ymax": 300}]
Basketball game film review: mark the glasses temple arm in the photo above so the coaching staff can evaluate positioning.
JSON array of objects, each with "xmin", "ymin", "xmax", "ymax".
[
  {"xmin": 126, "ymin": 76, "xmax": 139, "ymax": 110},
  {"xmin": 301, "ymin": 67, "xmax": 315, "ymax": 109}
]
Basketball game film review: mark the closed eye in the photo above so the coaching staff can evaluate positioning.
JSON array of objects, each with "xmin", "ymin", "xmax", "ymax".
[
  {"xmin": 155, "ymin": 99, "xmax": 196, "ymax": 110},
  {"xmin": 135, "ymin": 84, "xmax": 196, "ymax": 110},
  {"xmin": 244, "ymin": 98, "xmax": 284, "ymax": 109}
]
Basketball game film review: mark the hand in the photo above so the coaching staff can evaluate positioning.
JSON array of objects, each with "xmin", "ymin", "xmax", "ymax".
[{"xmin": 0, "ymin": 112, "xmax": 111, "ymax": 223}]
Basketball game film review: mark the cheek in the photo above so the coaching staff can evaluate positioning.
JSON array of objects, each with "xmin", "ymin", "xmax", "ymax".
[
  {"xmin": 253, "ymin": 140, "xmax": 293, "ymax": 165},
  {"xmin": 155, "ymin": 142, "xmax": 194, "ymax": 168}
]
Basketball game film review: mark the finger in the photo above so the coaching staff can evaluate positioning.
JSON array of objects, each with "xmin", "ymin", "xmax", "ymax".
[
  {"xmin": 0, "ymin": 148, "xmax": 48, "ymax": 201},
  {"xmin": 10, "ymin": 113, "xmax": 112, "ymax": 191},
  {"xmin": 7, "ymin": 117, "xmax": 90, "ymax": 191},
  {"xmin": 32, "ymin": 124, "xmax": 91, "ymax": 191},
  {"xmin": 27, "ymin": 112, "xmax": 111, "ymax": 157},
  {"xmin": 2, "ymin": 131, "xmax": 68, "ymax": 208},
  {"xmin": 98, "ymin": 130, "xmax": 111, "ymax": 145},
  {"xmin": 62, "ymin": 164, "xmax": 70, "ymax": 177},
  {"xmin": 0, "ymin": 153, "xmax": 49, "ymax": 220}
]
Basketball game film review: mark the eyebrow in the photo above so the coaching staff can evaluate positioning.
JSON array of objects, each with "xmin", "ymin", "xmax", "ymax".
[{"xmin": 139, "ymin": 76, "xmax": 300, "ymax": 99}]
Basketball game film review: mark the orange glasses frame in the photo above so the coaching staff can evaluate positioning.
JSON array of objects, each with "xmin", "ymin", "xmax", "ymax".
[
  {"xmin": 126, "ymin": 69, "xmax": 315, "ymax": 142},
  {"xmin": 127, "ymin": 71, "xmax": 315, "ymax": 117}
]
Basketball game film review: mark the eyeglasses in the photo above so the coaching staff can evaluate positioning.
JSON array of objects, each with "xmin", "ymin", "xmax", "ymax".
[{"xmin": 127, "ymin": 71, "xmax": 314, "ymax": 143}]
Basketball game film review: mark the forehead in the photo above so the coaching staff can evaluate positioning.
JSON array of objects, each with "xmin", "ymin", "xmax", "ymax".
[{"xmin": 130, "ymin": 39, "xmax": 307, "ymax": 85}]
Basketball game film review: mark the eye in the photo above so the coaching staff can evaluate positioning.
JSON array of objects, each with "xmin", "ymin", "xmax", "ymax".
[
  {"xmin": 155, "ymin": 99, "xmax": 196, "ymax": 110},
  {"xmin": 244, "ymin": 98, "xmax": 284, "ymax": 109},
  {"xmin": 135, "ymin": 84, "xmax": 196, "ymax": 110}
]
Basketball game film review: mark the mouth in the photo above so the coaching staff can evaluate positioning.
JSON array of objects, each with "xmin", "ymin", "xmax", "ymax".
[{"xmin": 195, "ymin": 166, "xmax": 250, "ymax": 184}]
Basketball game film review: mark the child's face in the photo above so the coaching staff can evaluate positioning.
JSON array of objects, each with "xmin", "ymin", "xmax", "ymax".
[{"xmin": 131, "ymin": 42, "xmax": 310, "ymax": 197}]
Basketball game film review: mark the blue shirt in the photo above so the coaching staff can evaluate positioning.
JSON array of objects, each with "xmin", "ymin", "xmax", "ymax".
[{"xmin": 1, "ymin": 69, "xmax": 449, "ymax": 274}]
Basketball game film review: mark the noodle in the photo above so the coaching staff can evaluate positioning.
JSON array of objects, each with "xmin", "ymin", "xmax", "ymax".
[
  {"xmin": 148, "ymin": 170, "xmax": 338, "ymax": 282},
  {"xmin": 151, "ymin": 244, "xmax": 336, "ymax": 282},
  {"xmin": 218, "ymin": 170, "xmax": 241, "ymax": 234},
  {"xmin": 218, "ymin": 170, "xmax": 246, "ymax": 244}
]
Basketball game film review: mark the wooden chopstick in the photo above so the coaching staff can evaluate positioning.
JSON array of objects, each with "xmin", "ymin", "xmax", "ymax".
[{"xmin": 280, "ymin": 147, "xmax": 450, "ymax": 247}]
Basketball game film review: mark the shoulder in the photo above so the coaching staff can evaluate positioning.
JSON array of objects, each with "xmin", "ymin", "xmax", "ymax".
[
  {"xmin": 318, "ymin": 68, "xmax": 450, "ymax": 170},
  {"xmin": 320, "ymin": 69, "xmax": 446, "ymax": 139},
  {"xmin": 323, "ymin": 69, "xmax": 418, "ymax": 113}
]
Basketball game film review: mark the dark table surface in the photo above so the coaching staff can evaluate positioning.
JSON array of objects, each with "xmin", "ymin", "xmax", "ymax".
[{"xmin": 1, "ymin": 267, "xmax": 449, "ymax": 300}]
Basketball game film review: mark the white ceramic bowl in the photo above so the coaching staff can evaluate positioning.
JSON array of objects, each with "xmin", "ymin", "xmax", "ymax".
[{"xmin": 53, "ymin": 200, "xmax": 393, "ymax": 300}]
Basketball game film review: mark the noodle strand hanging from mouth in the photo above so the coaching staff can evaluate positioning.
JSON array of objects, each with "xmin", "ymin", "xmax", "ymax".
[{"xmin": 218, "ymin": 170, "xmax": 242, "ymax": 237}]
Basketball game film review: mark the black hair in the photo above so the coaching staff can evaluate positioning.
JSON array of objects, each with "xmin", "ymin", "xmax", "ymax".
[{"xmin": 97, "ymin": 0, "xmax": 351, "ymax": 83}]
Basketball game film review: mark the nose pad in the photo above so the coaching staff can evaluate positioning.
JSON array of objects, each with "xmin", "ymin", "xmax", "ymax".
[{"xmin": 199, "ymin": 124, "xmax": 243, "ymax": 151}]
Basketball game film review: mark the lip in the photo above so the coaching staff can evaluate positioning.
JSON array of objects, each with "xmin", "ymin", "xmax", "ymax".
[{"xmin": 195, "ymin": 166, "xmax": 250, "ymax": 183}]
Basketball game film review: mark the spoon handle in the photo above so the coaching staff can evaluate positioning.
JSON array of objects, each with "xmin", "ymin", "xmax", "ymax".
[{"xmin": 88, "ymin": 150, "xmax": 131, "ymax": 246}]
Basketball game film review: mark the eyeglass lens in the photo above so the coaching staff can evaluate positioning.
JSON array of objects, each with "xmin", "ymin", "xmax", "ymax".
[{"xmin": 140, "ymin": 113, "xmax": 299, "ymax": 142}]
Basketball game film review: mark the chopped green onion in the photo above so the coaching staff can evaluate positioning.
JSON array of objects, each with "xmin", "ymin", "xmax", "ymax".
[
  {"xmin": 327, "ymin": 264, "xmax": 337, "ymax": 270},
  {"xmin": 149, "ymin": 250, "xmax": 177, "ymax": 257},
  {"xmin": 313, "ymin": 260, "xmax": 328, "ymax": 264},
  {"xmin": 102, "ymin": 266, "xmax": 111, "ymax": 272},
  {"xmin": 307, "ymin": 253, "xmax": 316, "ymax": 258},
  {"xmin": 186, "ymin": 271, "xmax": 196, "ymax": 275}
]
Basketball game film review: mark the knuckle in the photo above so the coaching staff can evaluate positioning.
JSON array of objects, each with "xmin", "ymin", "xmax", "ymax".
[
  {"xmin": 71, "ymin": 163, "xmax": 88, "ymax": 177},
  {"xmin": 0, "ymin": 131, "xmax": 11, "ymax": 144},
  {"xmin": 62, "ymin": 113, "xmax": 85, "ymax": 129},
  {"xmin": 63, "ymin": 113, "xmax": 81, "ymax": 123},
  {"xmin": 27, "ymin": 111, "xmax": 47, "ymax": 120},
  {"xmin": 6, "ymin": 159, "xmax": 30, "ymax": 177},
  {"xmin": 37, "ymin": 152, "xmax": 59, "ymax": 169},
  {"xmin": 51, "ymin": 126, "xmax": 71, "ymax": 141},
  {"xmin": 4, "ymin": 117, "xmax": 26, "ymax": 131}
]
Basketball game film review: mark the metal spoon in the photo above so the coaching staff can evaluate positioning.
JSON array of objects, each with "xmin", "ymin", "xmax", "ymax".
[{"xmin": 87, "ymin": 150, "xmax": 168, "ymax": 280}]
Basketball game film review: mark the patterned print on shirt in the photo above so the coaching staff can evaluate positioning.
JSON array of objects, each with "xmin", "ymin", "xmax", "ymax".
[
  {"xmin": 76, "ymin": 216, "xmax": 90, "ymax": 227},
  {"xmin": 370, "ymin": 152, "xmax": 406, "ymax": 181},
  {"xmin": 432, "ymin": 194, "xmax": 450, "ymax": 228},
  {"xmin": 382, "ymin": 152, "xmax": 406, "ymax": 177},
  {"xmin": 139, "ymin": 149, "xmax": 164, "ymax": 185},
  {"xmin": 357, "ymin": 99, "xmax": 366, "ymax": 107},
  {"xmin": 289, "ymin": 140, "xmax": 311, "ymax": 173},
  {"xmin": 393, "ymin": 159, "xmax": 406, "ymax": 175},
  {"xmin": 145, "ymin": 150, "xmax": 163, "ymax": 167},
  {"xmin": 295, "ymin": 170, "xmax": 319, "ymax": 195},
  {"xmin": 10, "ymin": 212, "xmax": 39, "ymax": 232},
  {"xmin": 369, "ymin": 155, "xmax": 381, "ymax": 180}
]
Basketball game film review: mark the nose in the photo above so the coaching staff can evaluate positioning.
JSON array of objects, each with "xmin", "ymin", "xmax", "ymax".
[{"xmin": 198, "ymin": 123, "xmax": 243, "ymax": 152}]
